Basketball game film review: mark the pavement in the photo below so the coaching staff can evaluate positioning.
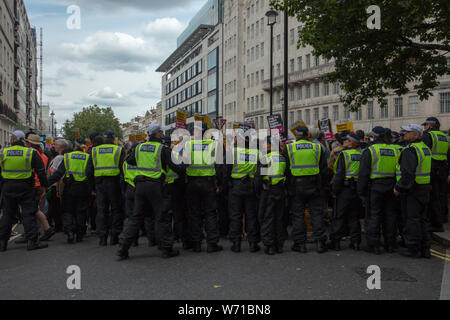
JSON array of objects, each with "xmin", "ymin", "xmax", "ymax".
[
  {"xmin": 432, "ymin": 222, "xmax": 450, "ymax": 247},
  {"xmin": 0, "ymin": 228, "xmax": 448, "ymax": 300}
]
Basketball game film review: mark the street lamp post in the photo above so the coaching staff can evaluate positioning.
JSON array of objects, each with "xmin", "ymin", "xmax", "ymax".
[
  {"xmin": 266, "ymin": 9, "xmax": 278, "ymax": 116},
  {"xmin": 50, "ymin": 111, "xmax": 55, "ymax": 138},
  {"xmin": 283, "ymin": 10, "xmax": 289, "ymax": 138},
  {"xmin": 54, "ymin": 120, "xmax": 57, "ymax": 137}
]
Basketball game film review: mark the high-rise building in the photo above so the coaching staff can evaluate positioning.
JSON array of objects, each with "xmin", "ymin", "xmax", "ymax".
[
  {"xmin": 0, "ymin": 0, "xmax": 40, "ymax": 146},
  {"xmin": 158, "ymin": 0, "xmax": 450, "ymax": 135}
]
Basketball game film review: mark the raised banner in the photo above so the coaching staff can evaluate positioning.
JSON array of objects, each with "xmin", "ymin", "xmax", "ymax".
[
  {"xmin": 176, "ymin": 110, "xmax": 187, "ymax": 129},
  {"xmin": 267, "ymin": 114, "xmax": 286, "ymax": 141},
  {"xmin": 318, "ymin": 118, "xmax": 334, "ymax": 140},
  {"xmin": 290, "ymin": 120, "xmax": 307, "ymax": 137},
  {"xmin": 335, "ymin": 120, "xmax": 354, "ymax": 134},
  {"xmin": 194, "ymin": 114, "xmax": 211, "ymax": 129}
]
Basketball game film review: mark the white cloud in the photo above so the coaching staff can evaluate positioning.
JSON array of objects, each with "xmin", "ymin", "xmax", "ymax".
[
  {"xmin": 59, "ymin": 32, "xmax": 160, "ymax": 72},
  {"xmin": 81, "ymin": 87, "xmax": 131, "ymax": 107},
  {"xmin": 142, "ymin": 18, "xmax": 185, "ymax": 40}
]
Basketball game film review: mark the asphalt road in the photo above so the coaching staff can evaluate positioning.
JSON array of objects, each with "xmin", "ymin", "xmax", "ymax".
[{"xmin": 0, "ymin": 228, "xmax": 447, "ymax": 300}]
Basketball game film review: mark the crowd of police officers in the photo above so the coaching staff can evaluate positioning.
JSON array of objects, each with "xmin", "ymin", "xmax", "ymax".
[{"xmin": 0, "ymin": 116, "xmax": 448, "ymax": 261}]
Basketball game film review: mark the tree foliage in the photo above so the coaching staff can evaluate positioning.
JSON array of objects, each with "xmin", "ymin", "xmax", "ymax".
[
  {"xmin": 271, "ymin": 0, "xmax": 450, "ymax": 111},
  {"xmin": 62, "ymin": 105, "xmax": 123, "ymax": 142}
]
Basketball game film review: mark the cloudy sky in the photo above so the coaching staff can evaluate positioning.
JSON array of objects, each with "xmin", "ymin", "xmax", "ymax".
[{"xmin": 24, "ymin": 0, "xmax": 206, "ymax": 127}]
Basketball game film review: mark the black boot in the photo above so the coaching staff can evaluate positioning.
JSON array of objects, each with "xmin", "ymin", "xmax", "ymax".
[
  {"xmin": 275, "ymin": 243, "xmax": 284, "ymax": 254},
  {"xmin": 132, "ymin": 238, "xmax": 139, "ymax": 247},
  {"xmin": 99, "ymin": 237, "xmax": 107, "ymax": 246},
  {"xmin": 110, "ymin": 235, "xmax": 119, "ymax": 246},
  {"xmin": 421, "ymin": 247, "xmax": 431, "ymax": 259},
  {"xmin": 182, "ymin": 241, "xmax": 193, "ymax": 250},
  {"xmin": 292, "ymin": 243, "xmax": 307, "ymax": 253},
  {"xmin": 264, "ymin": 246, "xmax": 276, "ymax": 255},
  {"xmin": 207, "ymin": 243, "xmax": 223, "ymax": 253},
  {"xmin": 27, "ymin": 240, "xmax": 48, "ymax": 251},
  {"xmin": 398, "ymin": 247, "xmax": 421, "ymax": 258},
  {"xmin": 67, "ymin": 233, "xmax": 75, "ymax": 244},
  {"xmin": 76, "ymin": 234, "xmax": 84, "ymax": 243},
  {"xmin": 249, "ymin": 242, "xmax": 260, "ymax": 253},
  {"xmin": 116, "ymin": 246, "xmax": 129, "ymax": 261},
  {"xmin": 39, "ymin": 227, "xmax": 56, "ymax": 241},
  {"xmin": 349, "ymin": 242, "xmax": 360, "ymax": 251},
  {"xmin": 0, "ymin": 239, "xmax": 7, "ymax": 252},
  {"xmin": 316, "ymin": 241, "xmax": 327, "ymax": 254},
  {"xmin": 15, "ymin": 234, "xmax": 27, "ymax": 244},
  {"xmin": 161, "ymin": 248, "xmax": 180, "ymax": 258},
  {"xmin": 230, "ymin": 241, "xmax": 241, "ymax": 253},
  {"xmin": 193, "ymin": 242, "xmax": 202, "ymax": 252},
  {"xmin": 327, "ymin": 240, "xmax": 341, "ymax": 251}
]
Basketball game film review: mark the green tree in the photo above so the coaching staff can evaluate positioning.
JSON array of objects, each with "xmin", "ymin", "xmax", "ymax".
[
  {"xmin": 62, "ymin": 105, "xmax": 123, "ymax": 142},
  {"xmin": 271, "ymin": 0, "xmax": 449, "ymax": 110}
]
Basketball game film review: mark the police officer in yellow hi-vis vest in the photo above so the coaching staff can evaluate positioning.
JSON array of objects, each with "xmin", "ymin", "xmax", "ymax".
[
  {"xmin": 184, "ymin": 122, "xmax": 223, "ymax": 253},
  {"xmin": 225, "ymin": 132, "xmax": 260, "ymax": 253},
  {"xmin": 329, "ymin": 133, "xmax": 362, "ymax": 251},
  {"xmin": 48, "ymin": 138, "xmax": 93, "ymax": 244},
  {"xmin": 87, "ymin": 130, "xmax": 125, "ymax": 246},
  {"xmin": 284, "ymin": 126, "xmax": 328, "ymax": 254},
  {"xmin": 117, "ymin": 124, "xmax": 184, "ymax": 260},
  {"xmin": 0, "ymin": 130, "xmax": 49, "ymax": 252},
  {"xmin": 394, "ymin": 124, "xmax": 432, "ymax": 258},
  {"xmin": 422, "ymin": 117, "xmax": 449, "ymax": 231},
  {"xmin": 256, "ymin": 136, "xmax": 286, "ymax": 255},
  {"xmin": 357, "ymin": 126, "xmax": 399, "ymax": 254}
]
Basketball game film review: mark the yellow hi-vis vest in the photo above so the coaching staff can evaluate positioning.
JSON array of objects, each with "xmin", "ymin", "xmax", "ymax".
[
  {"xmin": 123, "ymin": 161, "xmax": 138, "ymax": 187},
  {"xmin": 336, "ymin": 149, "xmax": 361, "ymax": 180},
  {"xmin": 135, "ymin": 142, "xmax": 163, "ymax": 179},
  {"xmin": 0, "ymin": 145, "xmax": 33, "ymax": 180},
  {"xmin": 186, "ymin": 139, "xmax": 218, "ymax": 177},
  {"xmin": 368, "ymin": 144, "xmax": 398, "ymax": 179},
  {"xmin": 410, "ymin": 142, "xmax": 432, "ymax": 184},
  {"xmin": 64, "ymin": 151, "xmax": 90, "ymax": 182},
  {"xmin": 92, "ymin": 144, "xmax": 122, "ymax": 177},
  {"xmin": 262, "ymin": 152, "xmax": 286, "ymax": 185},
  {"xmin": 428, "ymin": 130, "xmax": 449, "ymax": 161},
  {"xmin": 231, "ymin": 147, "xmax": 258, "ymax": 179},
  {"xmin": 286, "ymin": 140, "xmax": 321, "ymax": 176}
]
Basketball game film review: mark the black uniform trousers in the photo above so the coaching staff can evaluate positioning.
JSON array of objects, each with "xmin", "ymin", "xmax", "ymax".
[
  {"xmin": 290, "ymin": 176, "xmax": 326, "ymax": 244},
  {"xmin": 167, "ymin": 181, "xmax": 189, "ymax": 243},
  {"xmin": 402, "ymin": 184, "xmax": 432, "ymax": 250},
  {"xmin": 124, "ymin": 184, "xmax": 155, "ymax": 243},
  {"xmin": 186, "ymin": 177, "xmax": 219, "ymax": 245},
  {"xmin": 228, "ymin": 178, "xmax": 259, "ymax": 243},
  {"xmin": 120, "ymin": 180, "xmax": 173, "ymax": 249},
  {"xmin": 365, "ymin": 179, "xmax": 397, "ymax": 247},
  {"xmin": 62, "ymin": 182, "xmax": 90, "ymax": 236},
  {"xmin": 259, "ymin": 183, "xmax": 285, "ymax": 247},
  {"xmin": 429, "ymin": 162, "xmax": 448, "ymax": 229},
  {"xmin": 95, "ymin": 176, "xmax": 124, "ymax": 239},
  {"xmin": 0, "ymin": 181, "xmax": 38, "ymax": 242},
  {"xmin": 330, "ymin": 185, "xmax": 361, "ymax": 244}
]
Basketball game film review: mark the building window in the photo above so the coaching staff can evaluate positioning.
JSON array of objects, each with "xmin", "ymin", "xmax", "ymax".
[
  {"xmin": 394, "ymin": 97, "xmax": 403, "ymax": 118},
  {"xmin": 251, "ymin": 97, "xmax": 254, "ymax": 111},
  {"xmin": 290, "ymin": 59, "xmax": 294, "ymax": 73},
  {"xmin": 440, "ymin": 92, "xmax": 450, "ymax": 113},
  {"xmin": 314, "ymin": 82, "xmax": 320, "ymax": 97},
  {"xmin": 305, "ymin": 109, "xmax": 311, "ymax": 124},
  {"xmin": 290, "ymin": 87, "xmax": 294, "ymax": 101},
  {"xmin": 322, "ymin": 106, "xmax": 329, "ymax": 119},
  {"xmin": 355, "ymin": 108, "xmax": 362, "ymax": 121},
  {"xmin": 256, "ymin": 45, "xmax": 259, "ymax": 59},
  {"xmin": 256, "ymin": 96, "xmax": 259, "ymax": 109},
  {"xmin": 306, "ymin": 54, "xmax": 311, "ymax": 69},
  {"xmin": 380, "ymin": 100, "xmax": 389, "ymax": 118},
  {"xmin": 344, "ymin": 106, "xmax": 350, "ymax": 119},
  {"xmin": 297, "ymin": 86, "xmax": 302, "ymax": 100},
  {"xmin": 368, "ymin": 100, "xmax": 374, "ymax": 119},
  {"xmin": 277, "ymin": 63, "xmax": 281, "ymax": 77},
  {"xmin": 314, "ymin": 56, "xmax": 320, "ymax": 67},
  {"xmin": 276, "ymin": 91, "xmax": 280, "ymax": 105},
  {"xmin": 261, "ymin": 94, "xmax": 264, "ymax": 108},
  {"xmin": 256, "ymin": 71, "xmax": 259, "ymax": 85},
  {"xmin": 261, "ymin": 42, "xmax": 264, "ymax": 57},
  {"xmin": 323, "ymin": 82, "xmax": 329, "ymax": 96},
  {"xmin": 261, "ymin": 69, "xmax": 264, "ymax": 81},
  {"xmin": 333, "ymin": 83, "xmax": 340, "ymax": 95},
  {"xmin": 313, "ymin": 108, "xmax": 319, "ymax": 122},
  {"xmin": 408, "ymin": 95, "xmax": 419, "ymax": 116},
  {"xmin": 277, "ymin": 35, "xmax": 281, "ymax": 50},
  {"xmin": 333, "ymin": 105, "xmax": 339, "ymax": 121},
  {"xmin": 305, "ymin": 84, "xmax": 311, "ymax": 99},
  {"xmin": 297, "ymin": 57, "xmax": 302, "ymax": 71},
  {"xmin": 290, "ymin": 111, "xmax": 294, "ymax": 125},
  {"xmin": 290, "ymin": 29, "xmax": 294, "ymax": 45},
  {"xmin": 297, "ymin": 110, "xmax": 302, "ymax": 122}
]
